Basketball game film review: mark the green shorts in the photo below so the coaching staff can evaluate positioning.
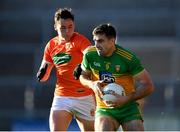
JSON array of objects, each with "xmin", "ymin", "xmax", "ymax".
[{"xmin": 95, "ymin": 102, "xmax": 143, "ymax": 124}]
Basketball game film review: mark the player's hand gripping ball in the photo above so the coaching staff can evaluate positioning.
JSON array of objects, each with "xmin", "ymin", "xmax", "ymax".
[{"xmin": 102, "ymin": 83, "xmax": 125, "ymax": 102}]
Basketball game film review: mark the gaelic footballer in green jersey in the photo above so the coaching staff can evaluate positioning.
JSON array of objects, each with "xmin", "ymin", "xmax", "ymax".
[{"xmin": 81, "ymin": 45, "xmax": 144, "ymax": 108}]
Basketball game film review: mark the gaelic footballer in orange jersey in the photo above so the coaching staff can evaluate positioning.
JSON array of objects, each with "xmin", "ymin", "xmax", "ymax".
[
  {"xmin": 37, "ymin": 8, "xmax": 95, "ymax": 131},
  {"xmin": 43, "ymin": 32, "xmax": 93, "ymax": 97}
]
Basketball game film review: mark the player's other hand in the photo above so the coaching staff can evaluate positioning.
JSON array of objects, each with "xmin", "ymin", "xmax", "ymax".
[
  {"xmin": 92, "ymin": 80, "xmax": 106, "ymax": 99},
  {"xmin": 37, "ymin": 64, "xmax": 48, "ymax": 82},
  {"xmin": 73, "ymin": 64, "xmax": 82, "ymax": 80},
  {"xmin": 105, "ymin": 93, "xmax": 129, "ymax": 108}
]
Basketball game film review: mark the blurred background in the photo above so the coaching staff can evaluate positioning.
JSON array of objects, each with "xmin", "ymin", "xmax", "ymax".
[{"xmin": 0, "ymin": 0, "xmax": 180, "ymax": 131}]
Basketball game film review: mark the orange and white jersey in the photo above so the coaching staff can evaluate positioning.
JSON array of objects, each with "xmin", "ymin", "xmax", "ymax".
[{"xmin": 43, "ymin": 32, "xmax": 93, "ymax": 97}]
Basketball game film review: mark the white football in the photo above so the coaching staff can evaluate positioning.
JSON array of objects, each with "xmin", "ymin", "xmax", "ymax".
[{"xmin": 102, "ymin": 83, "xmax": 125, "ymax": 102}]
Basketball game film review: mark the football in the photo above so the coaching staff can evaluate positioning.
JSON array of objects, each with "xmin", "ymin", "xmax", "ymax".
[{"xmin": 102, "ymin": 83, "xmax": 125, "ymax": 102}]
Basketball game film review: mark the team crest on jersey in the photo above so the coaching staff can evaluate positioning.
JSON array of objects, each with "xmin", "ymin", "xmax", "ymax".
[
  {"xmin": 65, "ymin": 42, "xmax": 73, "ymax": 51},
  {"xmin": 105, "ymin": 62, "xmax": 111, "ymax": 70},
  {"xmin": 115, "ymin": 65, "xmax": 121, "ymax": 72}
]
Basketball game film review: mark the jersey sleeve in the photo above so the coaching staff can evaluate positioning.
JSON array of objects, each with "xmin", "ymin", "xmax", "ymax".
[
  {"xmin": 81, "ymin": 51, "xmax": 91, "ymax": 71},
  {"xmin": 81, "ymin": 38, "xmax": 91, "ymax": 53},
  {"xmin": 129, "ymin": 55, "xmax": 144, "ymax": 76},
  {"xmin": 43, "ymin": 41, "xmax": 53, "ymax": 63}
]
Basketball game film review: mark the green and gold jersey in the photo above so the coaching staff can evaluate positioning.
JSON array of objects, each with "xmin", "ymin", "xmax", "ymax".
[{"xmin": 81, "ymin": 45, "xmax": 144, "ymax": 108}]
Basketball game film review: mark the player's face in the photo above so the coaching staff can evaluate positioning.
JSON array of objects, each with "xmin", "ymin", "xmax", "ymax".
[
  {"xmin": 93, "ymin": 34, "xmax": 115, "ymax": 57},
  {"xmin": 55, "ymin": 18, "xmax": 75, "ymax": 41}
]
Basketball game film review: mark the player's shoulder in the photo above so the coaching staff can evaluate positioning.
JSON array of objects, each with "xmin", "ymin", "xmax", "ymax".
[
  {"xmin": 73, "ymin": 32, "xmax": 89, "ymax": 41},
  {"xmin": 47, "ymin": 36, "xmax": 59, "ymax": 46},
  {"xmin": 84, "ymin": 46, "xmax": 96, "ymax": 54},
  {"xmin": 115, "ymin": 44, "xmax": 136, "ymax": 61},
  {"xmin": 44, "ymin": 36, "xmax": 59, "ymax": 51}
]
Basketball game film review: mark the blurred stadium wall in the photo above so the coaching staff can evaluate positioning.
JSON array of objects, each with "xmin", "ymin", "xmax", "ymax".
[{"xmin": 0, "ymin": 0, "xmax": 180, "ymax": 131}]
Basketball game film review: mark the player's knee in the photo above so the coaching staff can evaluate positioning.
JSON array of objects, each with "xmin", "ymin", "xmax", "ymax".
[{"xmin": 95, "ymin": 116, "xmax": 117, "ymax": 131}]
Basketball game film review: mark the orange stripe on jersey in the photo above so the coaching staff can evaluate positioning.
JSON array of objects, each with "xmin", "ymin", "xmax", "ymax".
[{"xmin": 116, "ymin": 48, "xmax": 133, "ymax": 60}]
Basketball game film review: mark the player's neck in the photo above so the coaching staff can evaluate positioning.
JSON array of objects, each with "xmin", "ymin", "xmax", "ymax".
[
  {"xmin": 58, "ymin": 37, "xmax": 69, "ymax": 43},
  {"xmin": 106, "ymin": 45, "xmax": 116, "ymax": 57},
  {"xmin": 58, "ymin": 33, "xmax": 74, "ymax": 43}
]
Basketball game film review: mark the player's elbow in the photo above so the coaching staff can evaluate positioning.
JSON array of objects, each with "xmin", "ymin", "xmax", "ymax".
[{"xmin": 39, "ymin": 76, "xmax": 49, "ymax": 82}]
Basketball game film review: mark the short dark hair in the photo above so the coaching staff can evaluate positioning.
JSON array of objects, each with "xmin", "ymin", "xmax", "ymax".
[
  {"xmin": 92, "ymin": 23, "xmax": 116, "ymax": 39},
  {"xmin": 54, "ymin": 7, "xmax": 74, "ymax": 23}
]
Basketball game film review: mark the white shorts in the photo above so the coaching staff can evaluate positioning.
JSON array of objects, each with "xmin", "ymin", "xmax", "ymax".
[{"xmin": 51, "ymin": 95, "xmax": 96, "ymax": 120}]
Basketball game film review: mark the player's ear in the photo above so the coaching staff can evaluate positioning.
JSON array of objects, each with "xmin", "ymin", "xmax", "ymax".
[
  {"xmin": 111, "ymin": 38, "xmax": 115, "ymax": 44},
  {"xmin": 54, "ymin": 23, "xmax": 57, "ymax": 31}
]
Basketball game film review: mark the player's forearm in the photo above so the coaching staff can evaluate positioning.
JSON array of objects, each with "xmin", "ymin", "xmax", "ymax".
[
  {"xmin": 127, "ymin": 69, "xmax": 154, "ymax": 102},
  {"xmin": 39, "ymin": 67, "xmax": 51, "ymax": 82},
  {"xmin": 37, "ymin": 60, "xmax": 53, "ymax": 82},
  {"xmin": 127, "ymin": 82, "xmax": 154, "ymax": 103}
]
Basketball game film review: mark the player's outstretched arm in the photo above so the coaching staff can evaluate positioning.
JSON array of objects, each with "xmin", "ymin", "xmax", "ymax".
[{"xmin": 37, "ymin": 60, "xmax": 53, "ymax": 82}]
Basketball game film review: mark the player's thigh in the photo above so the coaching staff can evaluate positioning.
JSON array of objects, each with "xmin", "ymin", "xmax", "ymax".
[
  {"xmin": 74, "ymin": 95, "xmax": 95, "ymax": 131},
  {"xmin": 49, "ymin": 110, "xmax": 73, "ymax": 131},
  {"xmin": 95, "ymin": 115, "xmax": 119, "ymax": 131},
  {"xmin": 121, "ymin": 119, "xmax": 144, "ymax": 131},
  {"xmin": 76, "ymin": 117, "xmax": 94, "ymax": 131}
]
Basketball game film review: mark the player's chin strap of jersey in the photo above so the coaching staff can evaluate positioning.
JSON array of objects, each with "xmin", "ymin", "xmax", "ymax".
[
  {"xmin": 73, "ymin": 64, "xmax": 82, "ymax": 80},
  {"xmin": 37, "ymin": 64, "xmax": 48, "ymax": 81}
]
